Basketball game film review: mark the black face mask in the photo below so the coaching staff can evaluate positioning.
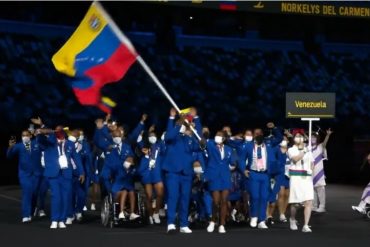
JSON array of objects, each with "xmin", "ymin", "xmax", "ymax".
[
  {"xmin": 255, "ymin": 135, "xmax": 264, "ymax": 145},
  {"xmin": 203, "ymin": 132, "xmax": 210, "ymax": 139}
]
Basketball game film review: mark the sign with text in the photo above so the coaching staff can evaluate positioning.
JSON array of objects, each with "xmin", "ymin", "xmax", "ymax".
[{"xmin": 286, "ymin": 92, "xmax": 335, "ymax": 118}]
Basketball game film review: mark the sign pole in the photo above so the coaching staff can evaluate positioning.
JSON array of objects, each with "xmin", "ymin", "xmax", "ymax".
[{"xmin": 301, "ymin": 118, "xmax": 320, "ymax": 167}]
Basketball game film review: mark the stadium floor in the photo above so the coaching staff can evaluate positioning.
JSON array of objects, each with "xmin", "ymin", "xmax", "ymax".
[{"xmin": 0, "ymin": 184, "xmax": 369, "ymax": 247}]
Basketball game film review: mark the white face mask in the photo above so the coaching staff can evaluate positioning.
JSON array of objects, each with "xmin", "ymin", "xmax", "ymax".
[
  {"xmin": 179, "ymin": 125, "xmax": 186, "ymax": 134},
  {"xmin": 113, "ymin": 137, "xmax": 122, "ymax": 144},
  {"xmin": 215, "ymin": 136, "xmax": 223, "ymax": 144},
  {"xmin": 78, "ymin": 135, "xmax": 84, "ymax": 142},
  {"xmin": 294, "ymin": 137, "xmax": 304, "ymax": 144},
  {"xmin": 68, "ymin": 136, "xmax": 77, "ymax": 143},
  {"xmin": 123, "ymin": 161, "xmax": 132, "ymax": 169},
  {"xmin": 194, "ymin": 167, "xmax": 203, "ymax": 174},
  {"xmin": 280, "ymin": 140, "xmax": 288, "ymax": 147},
  {"xmin": 245, "ymin": 136, "xmax": 253, "ymax": 142},
  {"xmin": 22, "ymin": 136, "xmax": 31, "ymax": 144},
  {"xmin": 148, "ymin": 136, "xmax": 157, "ymax": 144}
]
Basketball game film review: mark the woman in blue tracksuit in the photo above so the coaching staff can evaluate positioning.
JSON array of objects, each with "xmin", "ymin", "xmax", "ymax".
[
  {"xmin": 204, "ymin": 131, "xmax": 237, "ymax": 234},
  {"xmin": 137, "ymin": 131, "xmax": 165, "ymax": 225}
]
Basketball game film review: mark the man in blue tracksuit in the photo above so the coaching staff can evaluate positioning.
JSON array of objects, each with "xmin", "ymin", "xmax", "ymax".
[
  {"xmin": 93, "ymin": 114, "xmax": 147, "ymax": 201},
  {"xmin": 161, "ymin": 108, "xmax": 202, "ymax": 234},
  {"xmin": 234, "ymin": 123, "xmax": 282, "ymax": 229},
  {"xmin": 7, "ymin": 130, "xmax": 43, "ymax": 223},
  {"xmin": 37, "ymin": 126, "xmax": 84, "ymax": 229},
  {"xmin": 66, "ymin": 129, "xmax": 93, "ymax": 224}
]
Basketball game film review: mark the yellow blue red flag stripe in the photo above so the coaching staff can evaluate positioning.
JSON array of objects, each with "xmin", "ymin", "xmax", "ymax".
[{"xmin": 52, "ymin": 2, "xmax": 137, "ymax": 113}]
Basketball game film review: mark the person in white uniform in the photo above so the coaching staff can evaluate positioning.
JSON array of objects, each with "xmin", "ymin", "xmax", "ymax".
[
  {"xmin": 311, "ymin": 128, "xmax": 332, "ymax": 213},
  {"xmin": 287, "ymin": 129, "xmax": 314, "ymax": 233},
  {"xmin": 352, "ymin": 153, "xmax": 370, "ymax": 214}
]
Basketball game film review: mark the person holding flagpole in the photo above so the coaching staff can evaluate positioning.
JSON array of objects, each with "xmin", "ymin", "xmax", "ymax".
[{"xmin": 162, "ymin": 108, "xmax": 202, "ymax": 234}]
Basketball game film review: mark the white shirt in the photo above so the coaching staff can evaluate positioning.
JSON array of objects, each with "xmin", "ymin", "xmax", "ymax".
[{"xmin": 251, "ymin": 144, "xmax": 267, "ymax": 171}]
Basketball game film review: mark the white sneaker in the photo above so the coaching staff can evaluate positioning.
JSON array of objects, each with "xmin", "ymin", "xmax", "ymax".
[
  {"xmin": 290, "ymin": 219, "xmax": 298, "ymax": 231},
  {"xmin": 75, "ymin": 213, "xmax": 82, "ymax": 221},
  {"xmin": 315, "ymin": 207, "xmax": 326, "ymax": 213},
  {"xmin": 83, "ymin": 206, "xmax": 88, "ymax": 212},
  {"xmin": 167, "ymin": 224, "xmax": 176, "ymax": 233},
  {"xmin": 149, "ymin": 216, "xmax": 154, "ymax": 225},
  {"xmin": 250, "ymin": 217, "xmax": 258, "ymax": 228},
  {"xmin": 38, "ymin": 210, "xmax": 46, "ymax": 217},
  {"xmin": 65, "ymin": 217, "xmax": 74, "ymax": 225},
  {"xmin": 153, "ymin": 213, "xmax": 161, "ymax": 224},
  {"xmin": 129, "ymin": 213, "xmax": 140, "ymax": 220},
  {"xmin": 302, "ymin": 225, "xmax": 312, "ymax": 233},
  {"xmin": 312, "ymin": 207, "xmax": 318, "ymax": 212},
  {"xmin": 218, "ymin": 225, "xmax": 226, "ymax": 233},
  {"xmin": 22, "ymin": 217, "xmax": 31, "ymax": 223},
  {"xmin": 180, "ymin": 227, "xmax": 192, "ymax": 233},
  {"xmin": 118, "ymin": 212, "xmax": 125, "ymax": 219},
  {"xmin": 90, "ymin": 203, "xmax": 96, "ymax": 211},
  {"xmin": 159, "ymin": 208, "xmax": 166, "ymax": 217},
  {"xmin": 58, "ymin": 222, "xmax": 66, "ymax": 229},
  {"xmin": 207, "ymin": 221, "xmax": 215, "ymax": 233},
  {"xmin": 50, "ymin": 221, "xmax": 58, "ymax": 229},
  {"xmin": 352, "ymin": 206, "xmax": 366, "ymax": 214},
  {"xmin": 279, "ymin": 214, "xmax": 287, "ymax": 222},
  {"xmin": 257, "ymin": 221, "xmax": 268, "ymax": 229}
]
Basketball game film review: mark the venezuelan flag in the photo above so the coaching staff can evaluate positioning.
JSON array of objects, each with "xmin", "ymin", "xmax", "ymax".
[{"xmin": 52, "ymin": 2, "xmax": 137, "ymax": 113}]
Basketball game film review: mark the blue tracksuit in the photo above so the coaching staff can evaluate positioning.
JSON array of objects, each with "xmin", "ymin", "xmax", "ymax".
[
  {"xmin": 7, "ymin": 140, "xmax": 43, "ymax": 218},
  {"xmin": 71, "ymin": 139, "xmax": 93, "ymax": 215},
  {"xmin": 268, "ymin": 149, "xmax": 290, "ymax": 203},
  {"xmin": 191, "ymin": 151, "xmax": 212, "ymax": 220},
  {"xmin": 93, "ymin": 122, "xmax": 144, "ymax": 152},
  {"xmin": 38, "ymin": 134, "xmax": 84, "ymax": 222},
  {"xmin": 228, "ymin": 170, "xmax": 244, "ymax": 201},
  {"xmin": 230, "ymin": 128, "xmax": 282, "ymax": 223},
  {"xmin": 138, "ymin": 142, "xmax": 163, "ymax": 185},
  {"xmin": 161, "ymin": 117, "xmax": 201, "ymax": 227},
  {"xmin": 204, "ymin": 140, "xmax": 237, "ymax": 191},
  {"xmin": 101, "ymin": 143, "xmax": 134, "ymax": 194}
]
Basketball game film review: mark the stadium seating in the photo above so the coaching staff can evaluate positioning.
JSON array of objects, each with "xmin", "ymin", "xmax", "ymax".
[{"xmin": 0, "ymin": 22, "xmax": 369, "ymax": 135}]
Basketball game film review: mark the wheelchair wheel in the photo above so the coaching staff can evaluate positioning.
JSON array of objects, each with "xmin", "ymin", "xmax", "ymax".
[
  {"xmin": 366, "ymin": 209, "xmax": 370, "ymax": 219},
  {"xmin": 136, "ymin": 191, "xmax": 147, "ymax": 224},
  {"xmin": 101, "ymin": 195, "xmax": 113, "ymax": 227}
]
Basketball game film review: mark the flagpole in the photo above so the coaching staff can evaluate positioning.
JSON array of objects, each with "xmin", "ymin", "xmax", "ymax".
[
  {"xmin": 93, "ymin": 1, "xmax": 202, "ymax": 141},
  {"xmin": 136, "ymin": 56, "xmax": 202, "ymax": 141}
]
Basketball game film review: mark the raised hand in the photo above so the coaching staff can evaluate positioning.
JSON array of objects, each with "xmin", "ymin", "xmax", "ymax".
[
  {"xmin": 326, "ymin": 128, "xmax": 333, "ymax": 135},
  {"xmin": 189, "ymin": 107, "xmax": 197, "ymax": 117},
  {"xmin": 105, "ymin": 114, "xmax": 111, "ymax": 122},
  {"xmin": 148, "ymin": 125, "xmax": 155, "ymax": 133},
  {"xmin": 170, "ymin": 108, "xmax": 177, "ymax": 118},
  {"xmin": 31, "ymin": 117, "xmax": 43, "ymax": 126},
  {"xmin": 141, "ymin": 113, "xmax": 148, "ymax": 123},
  {"xmin": 266, "ymin": 122, "xmax": 275, "ymax": 129}
]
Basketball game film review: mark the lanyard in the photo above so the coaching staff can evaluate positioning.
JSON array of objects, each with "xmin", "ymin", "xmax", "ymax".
[{"xmin": 58, "ymin": 142, "xmax": 64, "ymax": 156}]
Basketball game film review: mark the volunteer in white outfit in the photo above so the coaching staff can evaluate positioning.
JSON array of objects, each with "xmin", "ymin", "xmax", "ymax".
[
  {"xmin": 311, "ymin": 128, "xmax": 332, "ymax": 213},
  {"xmin": 287, "ymin": 129, "xmax": 314, "ymax": 233},
  {"xmin": 352, "ymin": 153, "xmax": 370, "ymax": 214}
]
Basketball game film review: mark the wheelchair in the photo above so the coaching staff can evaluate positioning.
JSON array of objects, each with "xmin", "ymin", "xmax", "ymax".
[
  {"xmin": 101, "ymin": 186, "xmax": 147, "ymax": 228},
  {"xmin": 366, "ymin": 204, "xmax": 370, "ymax": 219}
]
